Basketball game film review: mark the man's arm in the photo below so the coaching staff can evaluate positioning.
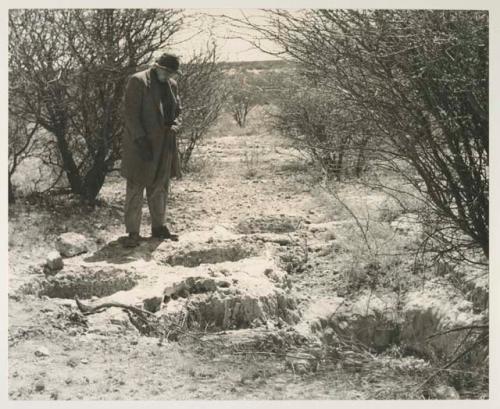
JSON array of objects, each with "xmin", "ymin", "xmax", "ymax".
[{"xmin": 170, "ymin": 79, "xmax": 182, "ymax": 128}]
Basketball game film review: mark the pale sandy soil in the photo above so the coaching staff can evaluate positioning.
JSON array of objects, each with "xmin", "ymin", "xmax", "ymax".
[{"xmin": 7, "ymin": 110, "xmax": 458, "ymax": 400}]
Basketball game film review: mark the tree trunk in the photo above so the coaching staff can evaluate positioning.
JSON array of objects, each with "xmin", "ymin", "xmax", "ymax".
[
  {"xmin": 8, "ymin": 177, "xmax": 15, "ymax": 204},
  {"xmin": 53, "ymin": 129, "xmax": 84, "ymax": 195},
  {"xmin": 355, "ymin": 141, "xmax": 368, "ymax": 178},
  {"xmin": 82, "ymin": 165, "xmax": 107, "ymax": 204}
]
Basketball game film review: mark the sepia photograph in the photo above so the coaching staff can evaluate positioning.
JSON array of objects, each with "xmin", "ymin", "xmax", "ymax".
[{"xmin": 4, "ymin": 0, "xmax": 495, "ymax": 403}]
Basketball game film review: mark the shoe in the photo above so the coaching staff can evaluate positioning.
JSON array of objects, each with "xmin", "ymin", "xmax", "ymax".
[
  {"xmin": 123, "ymin": 232, "xmax": 140, "ymax": 248},
  {"xmin": 151, "ymin": 225, "xmax": 179, "ymax": 241}
]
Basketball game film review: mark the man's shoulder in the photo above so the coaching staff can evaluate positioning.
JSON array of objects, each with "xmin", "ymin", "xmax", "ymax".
[{"xmin": 129, "ymin": 68, "xmax": 151, "ymax": 83}]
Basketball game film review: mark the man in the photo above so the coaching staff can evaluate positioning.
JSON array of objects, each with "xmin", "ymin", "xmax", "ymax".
[{"xmin": 120, "ymin": 52, "xmax": 182, "ymax": 247}]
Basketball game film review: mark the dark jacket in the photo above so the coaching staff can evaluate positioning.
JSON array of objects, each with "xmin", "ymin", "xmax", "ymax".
[{"xmin": 120, "ymin": 68, "xmax": 181, "ymax": 186}]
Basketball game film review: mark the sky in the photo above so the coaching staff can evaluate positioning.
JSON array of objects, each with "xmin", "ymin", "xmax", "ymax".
[{"xmin": 168, "ymin": 9, "xmax": 282, "ymax": 62}]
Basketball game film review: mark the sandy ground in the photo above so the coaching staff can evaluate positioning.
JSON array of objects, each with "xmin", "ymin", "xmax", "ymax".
[{"xmin": 7, "ymin": 110, "xmax": 455, "ymax": 400}]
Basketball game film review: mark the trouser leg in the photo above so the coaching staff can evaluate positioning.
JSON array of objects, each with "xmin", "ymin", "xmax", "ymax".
[
  {"xmin": 124, "ymin": 179, "xmax": 145, "ymax": 233},
  {"xmin": 146, "ymin": 178, "xmax": 169, "ymax": 229}
]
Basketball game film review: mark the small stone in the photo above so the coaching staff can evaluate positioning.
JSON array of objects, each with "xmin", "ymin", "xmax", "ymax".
[
  {"xmin": 34, "ymin": 380, "xmax": 45, "ymax": 392},
  {"xmin": 34, "ymin": 347, "xmax": 50, "ymax": 357},
  {"xmin": 432, "ymin": 385, "xmax": 460, "ymax": 400},
  {"xmin": 45, "ymin": 251, "xmax": 64, "ymax": 273},
  {"xmin": 80, "ymin": 358, "xmax": 89, "ymax": 364},
  {"xmin": 65, "ymin": 378, "xmax": 72, "ymax": 385},
  {"xmin": 66, "ymin": 358, "xmax": 78, "ymax": 368},
  {"xmin": 55, "ymin": 232, "xmax": 88, "ymax": 257},
  {"xmin": 239, "ymin": 375, "xmax": 251, "ymax": 385},
  {"xmin": 50, "ymin": 391, "xmax": 59, "ymax": 400},
  {"xmin": 12, "ymin": 370, "xmax": 19, "ymax": 378}
]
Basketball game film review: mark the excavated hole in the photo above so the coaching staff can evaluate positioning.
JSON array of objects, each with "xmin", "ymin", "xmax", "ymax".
[
  {"xmin": 236, "ymin": 215, "xmax": 303, "ymax": 234},
  {"xmin": 34, "ymin": 267, "xmax": 140, "ymax": 299},
  {"xmin": 159, "ymin": 242, "xmax": 256, "ymax": 267},
  {"xmin": 317, "ymin": 315, "xmax": 401, "ymax": 353}
]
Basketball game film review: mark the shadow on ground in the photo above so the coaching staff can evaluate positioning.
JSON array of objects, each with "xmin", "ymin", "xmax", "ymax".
[{"xmin": 84, "ymin": 236, "xmax": 165, "ymax": 264}]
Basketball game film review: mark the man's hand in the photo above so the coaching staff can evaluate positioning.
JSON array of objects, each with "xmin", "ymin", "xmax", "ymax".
[{"xmin": 134, "ymin": 137, "xmax": 153, "ymax": 161}]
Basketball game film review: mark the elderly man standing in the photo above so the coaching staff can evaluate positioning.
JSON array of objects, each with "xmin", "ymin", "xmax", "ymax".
[{"xmin": 120, "ymin": 52, "xmax": 182, "ymax": 247}]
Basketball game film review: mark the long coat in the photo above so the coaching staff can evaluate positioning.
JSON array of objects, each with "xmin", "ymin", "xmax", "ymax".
[{"xmin": 120, "ymin": 68, "xmax": 181, "ymax": 187}]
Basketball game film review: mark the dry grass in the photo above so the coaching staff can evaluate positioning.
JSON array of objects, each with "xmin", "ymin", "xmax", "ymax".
[{"xmin": 241, "ymin": 146, "xmax": 263, "ymax": 179}]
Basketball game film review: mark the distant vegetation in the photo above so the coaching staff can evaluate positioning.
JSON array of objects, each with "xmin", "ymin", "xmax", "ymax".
[
  {"xmin": 9, "ymin": 10, "xmax": 489, "ymax": 265},
  {"xmin": 231, "ymin": 10, "xmax": 489, "ymax": 263}
]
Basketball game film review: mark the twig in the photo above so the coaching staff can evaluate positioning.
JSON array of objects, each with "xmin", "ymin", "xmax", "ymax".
[
  {"xmin": 415, "ymin": 333, "xmax": 488, "ymax": 391},
  {"xmin": 230, "ymin": 350, "xmax": 315, "ymax": 360},
  {"xmin": 75, "ymin": 297, "xmax": 219, "ymax": 342},
  {"xmin": 425, "ymin": 324, "xmax": 488, "ymax": 341},
  {"xmin": 321, "ymin": 182, "xmax": 373, "ymax": 255},
  {"xmin": 74, "ymin": 296, "xmax": 155, "ymax": 318}
]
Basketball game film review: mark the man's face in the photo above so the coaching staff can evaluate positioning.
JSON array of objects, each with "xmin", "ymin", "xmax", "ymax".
[{"xmin": 155, "ymin": 66, "xmax": 176, "ymax": 83}]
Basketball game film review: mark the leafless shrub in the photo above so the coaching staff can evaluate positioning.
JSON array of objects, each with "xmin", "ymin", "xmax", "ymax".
[
  {"xmin": 232, "ymin": 9, "xmax": 488, "ymax": 260},
  {"xmin": 227, "ymin": 74, "xmax": 258, "ymax": 128},
  {"xmin": 9, "ymin": 9, "xmax": 183, "ymax": 203},
  {"xmin": 176, "ymin": 43, "xmax": 228, "ymax": 167},
  {"xmin": 8, "ymin": 110, "xmax": 41, "ymax": 203},
  {"xmin": 271, "ymin": 72, "xmax": 376, "ymax": 181}
]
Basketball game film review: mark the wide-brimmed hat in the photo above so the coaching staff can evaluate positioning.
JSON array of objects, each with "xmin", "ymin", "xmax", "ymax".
[{"xmin": 154, "ymin": 53, "xmax": 182, "ymax": 75}]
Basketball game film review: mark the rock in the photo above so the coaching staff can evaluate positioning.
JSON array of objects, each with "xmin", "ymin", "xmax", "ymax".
[
  {"xmin": 34, "ymin": 380, "xmax": 45, "ymax": 392},
  {"xmin": 66, "ymin": 358, "xmax": 78, "ymax": 368},
  {"xmin": 431, "ymin": 385, "xmax": 460, "ymax": 399},
  {"xmin": 55, "ymin": 232, "xmax": 88, "ymax": 257},
  {"xmin": 44, "ymin": 251, "xmax": 64, "ymax": 273},
  {"xmin": 34, "ymin": 346, "xmax": 50, "ymax": 357},
  {"xmin": 80, "ymin": 358, "xmax": 89, "ymax": 364}
]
